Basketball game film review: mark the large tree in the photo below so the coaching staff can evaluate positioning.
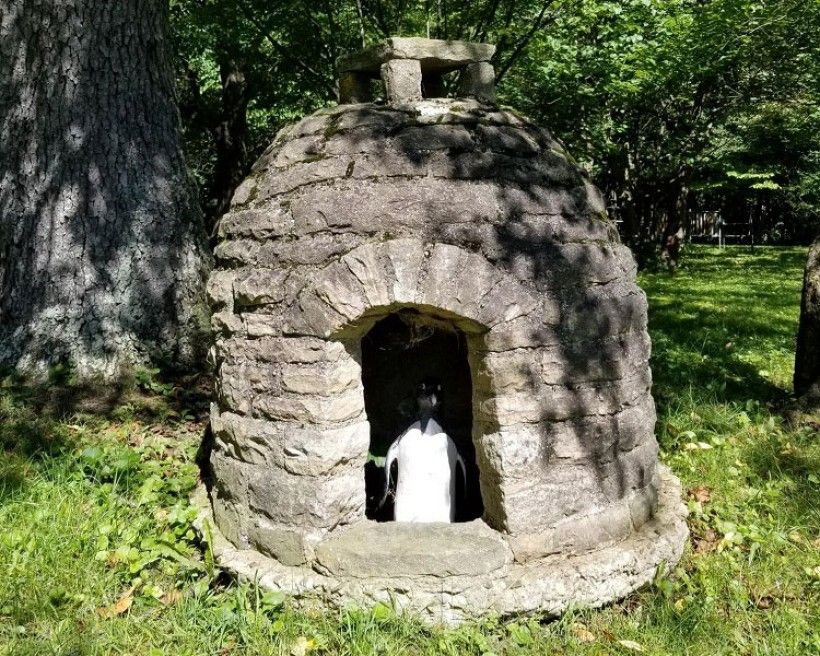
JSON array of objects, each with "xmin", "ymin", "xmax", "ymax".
[
  {"xmin": 795, "ymin": 238, "xmax": 820, "ymax": 404},
  {"xmin": 0, "ymin": 0, "xmax": 210, "ymax": 379}
]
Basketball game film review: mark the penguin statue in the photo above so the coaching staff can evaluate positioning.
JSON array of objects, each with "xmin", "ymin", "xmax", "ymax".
[{"xmin": 379, "ymin": 378, "xmax": 466, "ymax": 522}]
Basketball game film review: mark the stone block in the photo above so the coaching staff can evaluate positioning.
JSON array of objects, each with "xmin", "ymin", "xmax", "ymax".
[
  {"xmin": 483, "ymin": 315, "xmax": 561, "ymax": 352},
  {"xmin": 475, "ymin": 369, "xmax": 652, "ymax": 425},
  {"xmin": 507, "ymin": 501, "xmax": 633, "ymax": 562},
  {"xmin": 215, "ymin": 411, "xmax": 369, "ymax": 476},
  {"xmin": 211, "ymin": 311, "xmax": 244, "ymax": 337},
  {"xmin": 381, "ymin": 59, "xmax": 422, "ymax": 104},
  {"xmin": 288, "ymin": 178, "xmax": 501, "ymax": 236},
  {"xmin": 475, "ymin": 124, "xmax": 540, "ymax": 155},
  {"xmin": 211, "ymin": 494, "xmax": 250, "ymax": 548},
  {"xmin": 314, "ymin": 520, "xmax": 508, "ymax": 578},
  {"xmin": 245, "ymin": 312, "xmax": 284, "ymax": 338},
  {"xmin": 383, "ymin": 238, "xmax": 426, "ymax": 304},
  {"xmin": 206, "ymin": 270, "xmax": 235, "ymax": 310},
  {"xmin": 342, "ymin": 246, "xmax": 392, "ymax": 308},
  {"xmin": 214, "ymin": 238, "xmax": 261, "ymax": 267},
  {"xmin": 233, "ymin": 268, "xmax": 289, "ymax": 307},
  {"xmin": 217, "ymin": 207, "xmax": 292, "ymax": 240},
  {"xmin": 250, "ymin": 518, "xmax": 321, "ymax": 566},
  {"xmin": 248, "ymin": 465, "xmax": 364, "ymax": 528},
  {"xmin": 268, "ymin": 233, "xmax": 367, "ymax": 267},
  {"xmin": 210, "ymin": 451, "xmax": 251, "ymax": 504},
  {"xmin": 218, "ymin": 336, "xmax": 348, "ymax": 365},
  {"xmin": 458, "ymin": 62, "xmax": 496, "ymax": 103},
  {"xmin": 313, "ymin": 264, "xmax": 368, "ymax": 322},
  {"xmin": 628, "ymin": 482, "xmax": 659, "ymax": 529},
  {"xmin": 280, "ymin": 359, "xmax": 361, "ymax": 396},
  {"xmin": 286, "ymin": 289, "xmax": 348, "ymax": 337},
  {"xmin": 598, "ymin": 439, "xmax": 659, "ymax": 500},
  {"xmin": 392, "ymin": 124, "xmax": 474, "ymax": 152},
  {"xmin": 231, "ymin": 178, "xmax": 258, "ymax": 206},
  {"xmin": 481, "ymin": 462, "xmax": 612, "ymax": 533},
  {"xmin": 252, "ymin": 387, "xmax": 365, "ymax": 425},
  {"xmin": 338, "ymin": 37, "xmax": 495, "ymax": 74}
]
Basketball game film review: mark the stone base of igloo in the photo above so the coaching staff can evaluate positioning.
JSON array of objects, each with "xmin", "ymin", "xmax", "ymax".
[{"xmin": 193, "ymin": 465, "xmax": 687, "ymax": 625}]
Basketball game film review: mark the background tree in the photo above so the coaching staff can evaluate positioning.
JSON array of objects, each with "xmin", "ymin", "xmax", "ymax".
[
  {"xmin": 172, "ymin": 0, "xmax": 819, "ymax": 265},
  {"xmin": 505, "ymin": 0, "xmax": 820, "ymax": 268},
  {"xmin": 0, "ymin": 0, "xmax": 210, "ymax": 379},
  {"xmin": 795, "ymin": 238, "xmax": 820, "ymax": 404},
  {"xmin": 170, "ymin": 0, "xmax": 560, "ymax": 230}
]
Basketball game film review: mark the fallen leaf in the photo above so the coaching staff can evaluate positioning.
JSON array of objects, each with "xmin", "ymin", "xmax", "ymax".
[
  {"xmin": 692, "ymin": 527, "xmax": 719, "ymax": 554},
  {"xmin": 689, "ymin": 485, "xmax": 712, "ymax": 504},
  {"xmin": 618, "ymin": 639, "xmax": 645, "ymax": 652},
  {"xmin": 97, "ymin": 586, "xmax": 134, "ymax": 618},
  {"xmin": 161, "ymin": 589, "xmax": 183, "ymax": 606},
  {"xmin": 571, "ymin": 623, "xmax": 595, "ymax": 643}
]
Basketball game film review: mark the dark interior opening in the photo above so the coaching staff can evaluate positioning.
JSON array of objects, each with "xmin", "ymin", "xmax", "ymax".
[
  {"xmin": 361, "ymin": 310, "xmax": 483, "ymax": 522},
  {"xmin": 421, "ymin": 69, "xmax": 459, "ymax": 99}
]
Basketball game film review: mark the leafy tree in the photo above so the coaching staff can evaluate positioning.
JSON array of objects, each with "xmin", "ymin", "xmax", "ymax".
[
  {"xmin": 505, "ymin": 0, "xmax": 820, "ymax": 267},
  {"xmin": 170, "ymin": 0, "xmax": 561, "ymax": 229},
  {"xmin": 0, "ymin": 0, "xmax": 210, "ymax": 379}
]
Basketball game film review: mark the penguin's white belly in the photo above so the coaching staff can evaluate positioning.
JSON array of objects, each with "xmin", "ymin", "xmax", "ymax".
[{"xmin": 394, "ymin": 424, "xmax": 457, "ymax": 523}]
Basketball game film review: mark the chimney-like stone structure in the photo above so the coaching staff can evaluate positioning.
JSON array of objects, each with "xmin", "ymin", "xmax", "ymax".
[
  {"xmin": 337, "ymin": 37, "xmax": 496, "ymax": 104},
  {"xmin": 199, "ymin": 38, "xmax": 688, "ymax": 624}
]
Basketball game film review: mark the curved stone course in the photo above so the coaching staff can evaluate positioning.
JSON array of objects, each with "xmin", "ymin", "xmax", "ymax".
[{"xmin": 207, "ymin": 88, "xmax": 687, "ymax": 619}]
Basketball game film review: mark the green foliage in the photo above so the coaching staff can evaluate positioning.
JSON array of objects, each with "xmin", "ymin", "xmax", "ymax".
[
  {"xmin": 0, "ymin": 246, "xmax": 817, "ymax": 654},
  {"xmin": 505, "ymin": 0, "xmax": 820, "ymax": 253},
  {"xmin": 171, "ymin": 0, "xmax": 820, "ymax": 256}
]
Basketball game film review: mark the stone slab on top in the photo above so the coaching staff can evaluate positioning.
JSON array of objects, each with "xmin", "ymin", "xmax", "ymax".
[{"xmin": 338, "ymin": 37, "xmax": 496, "ymax": 75}]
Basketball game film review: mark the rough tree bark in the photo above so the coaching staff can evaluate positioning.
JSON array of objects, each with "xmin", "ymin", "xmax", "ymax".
[
  {"xmin": 794, "ymin": 237, "xmax": 820, "ymax": 403},
  {"xmin": 659, "ymin": 177, "xmax": 688, "ymax": 272},
  {"xmin": 0, "ymin": 0, "xmax": 211, "ymax": 379},
  {"xmin": 210, "ymin": 57, "xmax": 250, "ymax": 226}
]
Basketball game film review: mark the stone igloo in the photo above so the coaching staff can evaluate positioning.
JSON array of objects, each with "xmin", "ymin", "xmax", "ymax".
[{"xmin": 200, "ymin": 37, "xmax": 688, "ymax": 623}]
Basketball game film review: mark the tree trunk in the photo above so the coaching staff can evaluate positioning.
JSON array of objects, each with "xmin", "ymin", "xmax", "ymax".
[
  {"xmin": 210, "ymin": 57, "xmax": 250, "ymax": 229},
  {"xmin": 659, "ymin": 178, "xmax": 688, "ymax": 271},
  {"xmin": 794, "ymin": 237, "xmax": 820, "ymax": 402},
  {"xmin": 0, "ymin": 0, "xmax": 210, "ymax": 379}
]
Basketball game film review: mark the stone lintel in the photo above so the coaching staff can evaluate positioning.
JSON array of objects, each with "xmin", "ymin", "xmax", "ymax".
[{"xmin": 337, "ymin": 37, "xmax": 496, "ymax": 75}]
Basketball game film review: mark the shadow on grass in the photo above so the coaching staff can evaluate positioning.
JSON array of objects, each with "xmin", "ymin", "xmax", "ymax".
[
  {"xmin": 0, "ymin": 367, "xmax": 211, "ymax": 503},
  {"xmin": 642, "ymin": 245, "xmax": 807, "ymax": 409},
  {"xmin": 744, "ymin": 428, "xmax": 820, "ymax": 528}
]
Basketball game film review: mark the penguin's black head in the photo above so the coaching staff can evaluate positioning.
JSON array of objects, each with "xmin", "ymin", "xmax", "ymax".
[{"xmin": 416, "ymin": 377, "xmax": 442, "ymax": 417}]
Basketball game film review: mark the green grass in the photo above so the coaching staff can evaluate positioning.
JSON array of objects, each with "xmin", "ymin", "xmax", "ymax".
[{"xmin": 1, "ymin": 245, "xmax": 818, "ymax": 655}]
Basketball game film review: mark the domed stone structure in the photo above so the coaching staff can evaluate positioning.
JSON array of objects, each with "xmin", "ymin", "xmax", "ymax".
[{"xmin": 199, "ymin": 37, "xmax": 687, "ymax": 623}]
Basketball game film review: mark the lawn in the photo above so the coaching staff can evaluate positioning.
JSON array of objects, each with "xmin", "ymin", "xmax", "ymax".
[{"xmin": 1, "ymin": 245, "xmax": 818, "ymax": 655}]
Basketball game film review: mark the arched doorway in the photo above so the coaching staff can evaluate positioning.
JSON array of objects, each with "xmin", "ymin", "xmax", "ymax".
[{"xmin": 361, "ymin": 309, "xmax": 483, "ymax": 522}]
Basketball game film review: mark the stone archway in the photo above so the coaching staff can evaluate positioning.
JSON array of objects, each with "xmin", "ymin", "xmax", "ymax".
[{"xmin": 278, "ymin": 238, "xmax": 548, "ymax": 532}]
